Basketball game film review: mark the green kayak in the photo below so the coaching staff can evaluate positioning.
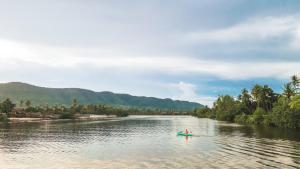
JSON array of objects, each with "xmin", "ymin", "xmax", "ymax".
[{"xmin": 177, "ymin": 131, "xmax": 193, "ymax": 136}]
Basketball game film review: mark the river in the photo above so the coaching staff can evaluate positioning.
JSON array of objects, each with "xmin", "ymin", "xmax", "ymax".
[{"xmin": 0, "ymin": 116, "xmax": 299, "ymax": 169}]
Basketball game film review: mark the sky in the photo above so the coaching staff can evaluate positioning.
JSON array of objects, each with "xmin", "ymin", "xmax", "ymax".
[{"xmin": 0, "ymin": 0, "xmax": 300, "ymax": 106}]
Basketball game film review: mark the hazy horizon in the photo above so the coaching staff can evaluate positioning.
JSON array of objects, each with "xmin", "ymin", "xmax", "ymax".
[{"xmin": 1, "ymin": 0, "xmax": 300, "ymax": 106}]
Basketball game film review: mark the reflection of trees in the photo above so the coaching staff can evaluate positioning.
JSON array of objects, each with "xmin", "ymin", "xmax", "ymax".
[
  {"xmin": 252, "ymin": 125, "xmax": 300, "ymax": 141},
  {"xmin": 215, "ymin": 122, "xmax": 300, "ymax": 167},
  {"xmin": 215, "ymin": 123, "xmax": 255, "ymax": 138},
  {"xmin": 216, "ymin": 122, "xmax": 300, "ymax": 141}
]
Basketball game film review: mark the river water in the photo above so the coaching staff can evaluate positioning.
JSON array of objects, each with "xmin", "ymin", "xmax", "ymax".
[{"xmin": 0, "ymin": 116, "xmax": 299, "ymax": 169}]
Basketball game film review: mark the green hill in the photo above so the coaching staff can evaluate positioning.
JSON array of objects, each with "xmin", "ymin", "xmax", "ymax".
[{"xmin": 0, "ymin": 82, "xmax": 203, "ymax": 110}]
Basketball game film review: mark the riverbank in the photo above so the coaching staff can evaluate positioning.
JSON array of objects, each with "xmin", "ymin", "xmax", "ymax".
[{"xmin": 7, "ymin": 114, "xmax": 117, "ymax": 123}]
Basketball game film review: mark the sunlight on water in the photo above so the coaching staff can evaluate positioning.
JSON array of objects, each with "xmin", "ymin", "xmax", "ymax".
[{"xmin": 0, "ymin": 116, "xmax": 299, "ymax": 169}]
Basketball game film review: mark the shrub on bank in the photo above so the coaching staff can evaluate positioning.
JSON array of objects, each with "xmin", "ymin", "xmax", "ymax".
[
  {"xmin": 59, "ymin": 112, "xmax": 75, "ymax": 119},
  {"xmin": 193, "ymin": 106, "xmax": 212, "ymax": 118},
  {"xmin": 115, "ymin": 111, "xmax": 129, "ymax": 117},
  {"xmin": 252, "ymin": 108, "xmax": 267, "ymax": 125},
  {"xmin": 0, "ymin": 114, "xmax": 9, "ymax": 122},
  {"xmin": 234, "ymin": 114, "xmax": 248, "ymax": 124}
]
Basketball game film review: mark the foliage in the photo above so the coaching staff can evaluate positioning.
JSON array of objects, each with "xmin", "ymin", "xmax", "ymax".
[
  {"xmin": 214, "ymin": 95, "xmax": 240, "ymax": 122},
  {"xmin": 195, "ymin": 75, "xmax": 300, "ymax": 129},
  {"xmin": 252, "ymin": 107, "xmax": 267, "ymax": 124},
  {"xmin": 25, "ymin": 100, "xmax": 31, "ymax": 108},
  {"xmin": 115, "ymin": 109, "xmax": 129, "ymax": 117},
  {"xmin": 283, "ymin": 83, "xmax": 295, "ymax": 100},
  {"xmin": 286, "ymin": 109, "xmax": 300, "ymax": 128},
  {"xmin": 193, "ymin": 106, "xmax": 213, "ymax": 118},
  {"xmin": 25, "ymin": 106, "xmax": 41, "ymax": 113},
  {"xmin": 20, "ymin": 100, "xmax": 24, "ymax": 107},
  {"xmin": 238, "ymin": 89, "xmax": 255, "ymax": 115},
  {"xmin": 0, "ymin": 98, "xmax": 16, "ymax": 115},
  {"xmin": 0, "ymin": 97, "xmax": 193, "ymax": 120},
  {"xmin": 291, "ymin": 75, "xmax": 300, "ymax": 92},
  {"xmin": 234, "ymin": 114, "xmax": 250, "ymax": 124},
  {"xmin": 0, "ymin": 114, "xmax": 9, "ymax": 122},
  {"xmin": 251, "ymin": 85, "xmax": 277, "ymax": 112},
  {"xmin": 71, "ymin": 98, "xmax": 79, "ymax": 114},
  {"xmin": 59, "ymin": 112, "xmax": 75, "ymax": 119},
  {"xmin": 270, "ymin": 97, "xmax": 289, "ymax": 126},
  {"xmin": 290, "ymin": 94, "xmax": 300, "ymax": 109}
]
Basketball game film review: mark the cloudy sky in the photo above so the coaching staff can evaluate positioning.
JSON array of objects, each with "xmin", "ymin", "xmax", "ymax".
[{"xmin": 0, "ymin": 0, "xmax": 300, "ymax": 106}]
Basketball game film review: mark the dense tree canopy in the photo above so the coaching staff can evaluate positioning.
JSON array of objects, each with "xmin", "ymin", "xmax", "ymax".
[
  {"xmin": 290, "ymin": 95, "xmax": 300, "ymax": 109},
  {"xmin": 283, "ymin": 83, "xmax": 295, "ymax": 100},
  {"xmin": 214, "ymin": 95, "xmax": 239, "ymax": 121},
  {"xmin": 193, "ymin": 75, "xmax": 300, "ymax": 128},
  {"xmin": 238, "ymin": 88, "xmax": 255, "ymax": 115}
]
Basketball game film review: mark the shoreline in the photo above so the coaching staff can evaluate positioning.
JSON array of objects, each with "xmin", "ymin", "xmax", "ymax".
[
  {"xmin": 4, "ymin": 114, "xmax": 192, "ymax": 124},
  {"xmin": 7, "ymin": 114, "xmax": 117, "ymax": 123}
]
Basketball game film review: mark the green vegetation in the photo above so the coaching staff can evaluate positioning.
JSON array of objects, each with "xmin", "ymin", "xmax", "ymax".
[
  {"xmin": 214, "ymin": 95, "xmax": 240, "ymax": 121},
  {"xmin": 0, "ymin": 98, "xmax": 131, "ymax": 120},
  {"xmin": 0, "ymin": 98, "xmax": 16, "ymax": 115},
  {"xmin": 0, "ymin": 97, "xmax": 192, "ymax": 121},
  {"xmin": 0, "ymin": 82, "xmax": 202, "ymax": 110},
  {"xmin": 0, "ymin": 114, "xmax": 9, "ymax": 122},
  {"xmin": 0, "ymin": 98, "xmax": 15, "ymax": 122},
  {"xmin": 193, "ymin": 75, "xmax": 300, "ymax": 128},
  {"xmin": 59, "ymin": 112, "xmax": 75, "ymax": 119}
]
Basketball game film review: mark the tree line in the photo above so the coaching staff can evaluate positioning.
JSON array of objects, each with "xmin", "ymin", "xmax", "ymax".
[
  {"xmin": 0, "ymin": 98, "xmax": 131, "ymax": 121},
  {"xmin": 0, "ymin": 98, "xmax": 191, "ymax": 122},
  {"xmin": 193, "ymin": 75, "xmax": 300, "ymax": 128}
]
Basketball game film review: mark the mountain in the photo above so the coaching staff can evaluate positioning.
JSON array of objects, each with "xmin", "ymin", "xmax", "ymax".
[{"xmin": 0, "ymin": 82, "xmax": 203, "ymax": 110}]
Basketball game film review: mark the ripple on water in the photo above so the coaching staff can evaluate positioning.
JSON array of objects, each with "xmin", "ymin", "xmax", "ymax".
[{"xmin": 0, "ymin": 116, "xmax": 299, "ymax": 169}]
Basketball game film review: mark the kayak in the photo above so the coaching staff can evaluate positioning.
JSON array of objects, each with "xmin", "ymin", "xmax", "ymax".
[{"xmin": 177, "ymin": 131, "xmax": 193, "ymax": 136}]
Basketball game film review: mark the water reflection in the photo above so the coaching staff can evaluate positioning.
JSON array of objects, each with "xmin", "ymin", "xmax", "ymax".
[
  {"xmin": 0, "ymin": 116, "xmax": 299, "ymax": 169},
  {"xmin": 215, "ymin": 121, "xmax": 300, "ymax": 168}
]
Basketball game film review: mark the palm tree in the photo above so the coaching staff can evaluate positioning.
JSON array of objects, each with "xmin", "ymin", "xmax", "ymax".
[
  {"xmin": 251, "ymin": 84, "xmax": 277, "ymax": 111},
  {"xmin": 20, "ymin": 100, "xmax": 24, "ymax": 107},
  {"xmin": 239, "ymin": 88, "xmax": 254, "ymax": 115},
  {"xmin": 291, "ymin": 75, "xmax": 300, "ymax": 92},
  {"xmin": 25, "ymin": 100, "xmax": 31, "ymax": 108},
  {"xmin": 71, "ymin": 98, "xmax": 78, "ymax": 114},
  {"xmin": 283, "ymin": 82, "xmax": 295, "ymax": 100},
  {"xmin": 251, "ymin": 84, "xmax": 263, "ymax": 107},
  {"xmin": 262, "ymin": 85, "xmax": 277, "ymax": 111}
]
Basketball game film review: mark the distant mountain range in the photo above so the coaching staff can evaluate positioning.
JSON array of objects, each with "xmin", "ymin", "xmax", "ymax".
[{"xmin": 0, "ymin": 82, "xmax": 203, "ymax": 110}]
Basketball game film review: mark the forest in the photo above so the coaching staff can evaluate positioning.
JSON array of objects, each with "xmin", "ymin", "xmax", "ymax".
[{"xmin": 193, "ymin": 75, "xmax": 300, "ymax": 128}]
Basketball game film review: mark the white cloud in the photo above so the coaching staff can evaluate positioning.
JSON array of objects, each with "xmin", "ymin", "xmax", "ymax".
[
  {"xmin": 168, "ymin": 82, "xmax": 216, "ymax": 107},
  {"xmin": 0, "ymin": 38, "xmax": 299, "ymax": 81},
  {"xmin": 171, "ymin": 82, "xmax": 198, "ymax": 100},
  {"xmin": 187, "ymin": 16, "xmax": 300, "ymax": 48},
  {"xmin": 290, "ymin": 28, "xmax": 300, "ymax": 49}
]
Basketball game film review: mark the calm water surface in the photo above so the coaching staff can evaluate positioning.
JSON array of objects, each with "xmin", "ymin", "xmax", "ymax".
[{"xmin": 0, "ymin": 116, "xmax": 299, "ymax": 169}]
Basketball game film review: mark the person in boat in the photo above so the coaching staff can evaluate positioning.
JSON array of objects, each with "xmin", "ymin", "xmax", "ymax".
[{"xmin": 185, "ymin": 128, "xmax": 189, "ymax": 134}]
